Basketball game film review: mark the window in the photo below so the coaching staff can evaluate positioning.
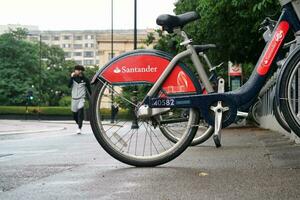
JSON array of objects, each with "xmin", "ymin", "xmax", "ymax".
[
  {"xmin": 74, "ymin": 44, "xmax": 83, "ymax": 49},
  {"xmin": 85, "ymin": 35, "xmax": 95, "ymax": 40},
  {"xmin": 75, "ymin": 60, "xmax": 83, "ymax": 65},
  {"xmin": 84, "ymin": 60, "xmax": 94, "ymax": 65},
  {"xmin": 84, "ymin": 51, "xmax": 94, "ymax": 58},
  {"xmin": 53, "ymin": 36, "xmax": 60, "ymax": 41},
  {"xmin": 99, "ymin": 50, "xmax": 105, "ymax": 55},
  {"xmin": 63, "ymin": 35, "xmax": 71, "ymax": 40},
  {"xmin": 62, "ymin": 44, "xmax": 72, "ymax": 48},
  {"xmin": 96, "ymin": 60, "xmax": 99, "ymax": 64},
  {"xmin": 41, "ymin": 35, "xmax": 49, "ymax": 40},
  {"xmin": 84, "ymin": 43, "xmax": 95, "ymax": 48},
  {"xmin": 75, "ymin": 35, "xmax": 82, "ymax": 40},
  {"xmin": 64, "ymin": 52, "xmax": 72, "ymax": 58},
  {"xmin": 74, "ymin": 52, "xmax": 82, "ymax": 57}
]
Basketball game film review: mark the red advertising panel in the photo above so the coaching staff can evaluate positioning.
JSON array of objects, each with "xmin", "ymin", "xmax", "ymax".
[
  {"xmin": 257, "ymin": 21, "xmax": 289, "ymax": 76},
  {"xmin": 101, "ymin": 54, "xmax": 196, "ymax": 94}
]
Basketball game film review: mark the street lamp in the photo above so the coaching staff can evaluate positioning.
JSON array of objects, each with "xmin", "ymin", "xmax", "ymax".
[
  {"xmin": 110, "ymin": 0, "xmax": 115, "ymax": 123},
  {"xmin": 111, "ymin": 0, "xmax": 114, "ymax": 58},
  {"xmin": 131, "ymin": 0, "xmax": 139, "ymax": 129},
  {"xmin": 134, "ymin": 0, "xmax": 137, "ymax": 50}
]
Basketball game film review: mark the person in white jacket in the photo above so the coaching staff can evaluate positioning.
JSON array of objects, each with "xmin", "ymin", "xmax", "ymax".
[{"xmin": 68, "ymin": 65, "xmax": 91, "ymax": 134}]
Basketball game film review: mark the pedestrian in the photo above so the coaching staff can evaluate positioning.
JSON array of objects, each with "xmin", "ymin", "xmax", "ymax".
[
  {"xmin": 111, "ymin": 103, "xmax": 119, "ymax": 123},
  {"xmin": 68, "ymin": 65, "xmax": 91, "ymax": 134}
]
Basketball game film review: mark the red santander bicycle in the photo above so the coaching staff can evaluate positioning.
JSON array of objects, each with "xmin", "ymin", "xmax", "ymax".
[{"xmin": 90, "ymin": 0, "xmax": 300, "ymax": 167}]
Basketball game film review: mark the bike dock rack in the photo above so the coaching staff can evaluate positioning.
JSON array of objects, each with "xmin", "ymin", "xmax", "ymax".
[{"xmin": 254, "ymin": 70, "xmax": 300, "ymax": 143}]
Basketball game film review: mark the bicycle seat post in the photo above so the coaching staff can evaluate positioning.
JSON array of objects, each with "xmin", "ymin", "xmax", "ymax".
[{"xmin": 174, "ymin": 29, "xmax": 192, "ymax": 46}]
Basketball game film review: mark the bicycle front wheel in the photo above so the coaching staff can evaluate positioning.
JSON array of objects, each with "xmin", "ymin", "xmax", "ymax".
[
  {"xmin": 278, "ymin": 50, "xmax": 300, "ymax": 136},
  {"xmin": 90, "ymin": 81, "xmax": 200, "ymax": 167}
]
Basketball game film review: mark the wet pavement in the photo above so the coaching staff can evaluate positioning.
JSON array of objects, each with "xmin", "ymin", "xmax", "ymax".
[{"xmin": 0, "ymin": 120, "xmax": 300, "ymax": 200}]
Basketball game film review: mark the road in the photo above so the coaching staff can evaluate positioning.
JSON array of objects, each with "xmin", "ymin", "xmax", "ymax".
[{"xmin": 0, "ymin": 120, "xmax": 300, "ymax": 200}]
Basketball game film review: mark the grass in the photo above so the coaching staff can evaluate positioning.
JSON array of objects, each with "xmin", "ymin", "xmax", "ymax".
[{"xmin": 0, "ymin": 106, "xmax": 72, "ymax": 116}]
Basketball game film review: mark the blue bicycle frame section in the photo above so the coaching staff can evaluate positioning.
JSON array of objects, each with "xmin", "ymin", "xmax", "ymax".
[{"xmin": 148, "ymin": 3, "xmax": 300, "ymax": 128}]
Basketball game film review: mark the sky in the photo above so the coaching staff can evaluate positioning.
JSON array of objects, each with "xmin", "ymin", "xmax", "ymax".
[{"xmin": 0, "ymin": 0, "xmax": 176, "ymax": 30}]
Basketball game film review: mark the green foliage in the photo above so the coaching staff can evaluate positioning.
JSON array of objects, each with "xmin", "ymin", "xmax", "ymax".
[
  {"xmin": 96, "ymin": 107, "xmax": 131, "ymax": 120},
  {"xmin": 0, "ymin": 29, "xmax": 96, "ymax": 106},
  {"xmin": 58, "ymin": 96, "xmax": 72, "ymax": 107},
  {"xmin": 144, "ymin": 32, "xmax": 156, "ymax": 46},
  {"xmin": 0, "ymin": 30, "xmax": 39, "ymax": 105},
  {"xmin": 115, "ymin": 85, "xmax": 151, "ymax": 110}
]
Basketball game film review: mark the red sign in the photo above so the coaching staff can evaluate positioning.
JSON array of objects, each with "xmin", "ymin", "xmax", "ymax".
[{"xmin": 229, "ymin": 63, "xmax": 242, "ymax": 76}]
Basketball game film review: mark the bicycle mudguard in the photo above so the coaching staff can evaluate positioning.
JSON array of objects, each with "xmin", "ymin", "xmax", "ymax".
[{"xmin": 91, "ymin": 49, "xmax": 202, "ymax": 95}]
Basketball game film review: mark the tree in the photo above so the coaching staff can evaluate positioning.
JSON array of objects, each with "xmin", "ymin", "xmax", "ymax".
[
  {"xmin": 0, "ymin": 29, "xmax": 39, "ymax": 105},
  {"xmin": 148, "ymin": 0, "xmax": 281, "ymax": 79},
  {"xmin": 0, "ymin": 29, "xmax": 90, "ymax": 106}
]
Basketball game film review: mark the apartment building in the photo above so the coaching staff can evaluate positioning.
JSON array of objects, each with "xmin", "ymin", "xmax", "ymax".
[
  {"xmin": 1, "ymin": 24, "xmax": 156, "ymax": 67},
  {"xmin": 97, "ymin": 29, "xmax": 155, "ymax": 66},
  {"xmin": 32, "ymin": 30, "xmax": 100, "ymax": 66},
  {"xmin": 27, "ymin": 29, "xmax": 155, "ymax": 67}
]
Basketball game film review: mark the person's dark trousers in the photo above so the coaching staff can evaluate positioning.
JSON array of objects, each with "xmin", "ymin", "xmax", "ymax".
[{"xmin": 72, "ymin": 108, "xmax": 84, "ymax": 129}]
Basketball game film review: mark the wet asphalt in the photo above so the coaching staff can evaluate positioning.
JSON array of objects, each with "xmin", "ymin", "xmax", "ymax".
[{"xmin": 0, "ymin": 120, "xmax": 300, "ymax": 200}]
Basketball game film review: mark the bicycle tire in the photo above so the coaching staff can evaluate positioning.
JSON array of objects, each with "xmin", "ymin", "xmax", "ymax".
[
  {"xmin": 278, "ymin": 50, "xmax": 300, "ymax": 136},
  {"xmin": 272, "ymin": 98, "xmax": 291, "ymax": 133}
]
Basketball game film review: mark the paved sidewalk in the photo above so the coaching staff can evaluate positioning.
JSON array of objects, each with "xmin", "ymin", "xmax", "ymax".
[{"xmin": 1, "ymin": 121, "xmax": 300, "ymax": 199}]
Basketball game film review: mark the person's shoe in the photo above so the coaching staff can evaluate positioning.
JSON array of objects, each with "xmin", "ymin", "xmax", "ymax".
[{"xmin": 76, "ymin": 128, "xmax": 81, "ymax": 134}]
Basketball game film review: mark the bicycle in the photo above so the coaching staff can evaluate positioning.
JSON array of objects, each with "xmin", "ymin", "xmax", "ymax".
[{"xmin": 90, "ymin": 0, "xmax": 300, "ymax": 167}]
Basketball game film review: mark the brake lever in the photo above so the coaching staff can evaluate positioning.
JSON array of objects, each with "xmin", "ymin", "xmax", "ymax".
[{"xmin": 283, "ymin": 39, "xmax": 296, "ymax": 49}]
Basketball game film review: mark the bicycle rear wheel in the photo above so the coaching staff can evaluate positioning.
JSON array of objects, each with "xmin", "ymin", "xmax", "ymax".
[
  {"xmin": 159, "ymin": 112, "xmax": 213, "ymax": 146},
  {"xmin": 90, "ymin": 80, "xmax": 200, "ymax": 167},
  {"xmin": 278, "ymin": 50, "xmax": 300, "ymax": 136}
]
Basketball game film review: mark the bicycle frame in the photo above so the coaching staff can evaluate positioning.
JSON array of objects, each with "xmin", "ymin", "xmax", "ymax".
[{"xmin": 147, "ymin": 3, "xmax": 300, "ymax": 128}]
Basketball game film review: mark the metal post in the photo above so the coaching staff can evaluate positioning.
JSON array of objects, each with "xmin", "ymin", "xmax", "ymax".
[
  {"xmin": 38, "ymin": 34, "xmax": 42, "ymax": 120},
  {"xmin": 110, "ymin": 0, "xmax": 115, "ymax": 123},
  {"xmin": 134, "ymin": 0, "xmax": 137, "ymax": 50},
  {"xmin": 111, "ymin": 0, "xmax": 114, "ymax": 58},
  {"xmin": 131, "ymin": 0, "xmax": 139, "ymax": 129}
]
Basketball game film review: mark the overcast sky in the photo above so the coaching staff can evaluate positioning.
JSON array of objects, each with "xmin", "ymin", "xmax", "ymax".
[{"xmin": 0, "ymin": 0, "xmax": 176, "ymax": 30}]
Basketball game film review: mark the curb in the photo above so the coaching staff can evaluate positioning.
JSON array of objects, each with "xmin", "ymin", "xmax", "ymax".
[{"xmin": 0, "ymin": 127, "xmax": 67, "ymax": 136}]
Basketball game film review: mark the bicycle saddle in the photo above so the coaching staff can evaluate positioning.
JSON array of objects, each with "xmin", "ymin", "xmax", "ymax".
[
  {"xmin": 194, "ymin": 44, "xmax": 216, "ymax": 53},
  {"xmin": 156, "ymin": 11, "xmax": 200, "ymax": 33}
]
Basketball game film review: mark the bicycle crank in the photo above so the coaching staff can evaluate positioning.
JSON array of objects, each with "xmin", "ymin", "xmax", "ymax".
[
  {"xmin": 210, "ymin": 78, "xmax": 228, "ymax": 148},
  {"xmin": 210, "ymin": 101, "xmax": 229, "ymax": 148}
]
